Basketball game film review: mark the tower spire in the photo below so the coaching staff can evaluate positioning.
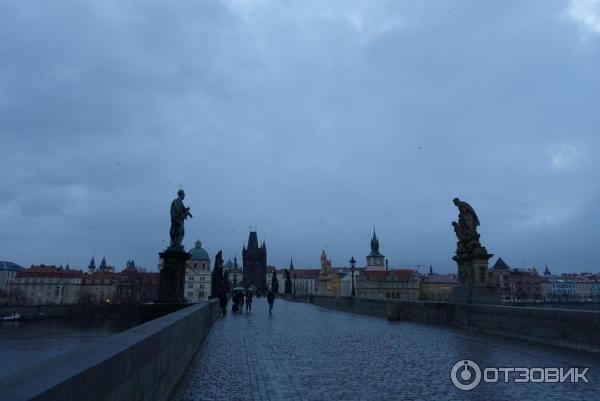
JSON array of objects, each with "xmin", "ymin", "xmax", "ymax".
[{"xmin": 371, "ymin": 228, "xmax": 380, "ymax": 254}]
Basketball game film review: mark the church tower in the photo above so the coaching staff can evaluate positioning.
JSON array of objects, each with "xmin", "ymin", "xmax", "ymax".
[
  {"xmin": 366, "ymin": 229, "xmax": 385, "ymax": 271},
  {"xmin": 242, "ymin": 230, "xmax": 267, "ymax": 294}
]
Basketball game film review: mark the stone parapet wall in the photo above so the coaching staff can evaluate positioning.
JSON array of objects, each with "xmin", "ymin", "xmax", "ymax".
[
  {"xmin": 279, "ymin": 294, "xmax": 600, "ymax": 353},
  {"xmin": 0, "ymin": 300, "xmax": 221, "ymax": 401}
]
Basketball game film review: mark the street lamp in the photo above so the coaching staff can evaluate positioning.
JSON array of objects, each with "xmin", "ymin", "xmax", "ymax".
[
  {"xmin": 350, "ymin": 256, "xmax": 356, "ymax": 297},
  {"xmin": 293, "ymin": 273, "xmax": 297, "ymax": 294}
]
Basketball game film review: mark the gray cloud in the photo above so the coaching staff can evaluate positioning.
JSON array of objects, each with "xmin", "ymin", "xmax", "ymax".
[{"xmin": 1, "ymin": 0, "xmax": 599, "ymax": 273}]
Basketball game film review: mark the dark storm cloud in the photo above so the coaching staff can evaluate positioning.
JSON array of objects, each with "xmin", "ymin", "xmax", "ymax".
[{"xmin": 1, "ymin": 0, "xmax": 599, "ymax": 273}]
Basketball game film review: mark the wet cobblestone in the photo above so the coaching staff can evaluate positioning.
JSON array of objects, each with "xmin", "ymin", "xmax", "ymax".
[{"xmin": 173, "ymin": 298, "xmax": 600, "ymax": 401}]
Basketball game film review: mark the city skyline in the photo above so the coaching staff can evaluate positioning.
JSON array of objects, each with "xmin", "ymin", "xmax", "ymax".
[
  {"xmin": 1, "ymin": 1, "xmax": 599, "ymax": 272},
  {"xmin": 3, "ymin": 224, "xmax": 597, "ymax": 275}
]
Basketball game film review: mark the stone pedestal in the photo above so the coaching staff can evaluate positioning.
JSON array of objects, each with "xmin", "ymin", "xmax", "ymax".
[
  {"xmin": 451, "ymin": 247, "xmax": 500, "ymax": 303},
  {"xmin": 159, "ymin": 248, "xmax": 191, "ymax": 303},
  {"xmin": 317, "ymin": 274, "xmax": 331, "ymax": 296}
]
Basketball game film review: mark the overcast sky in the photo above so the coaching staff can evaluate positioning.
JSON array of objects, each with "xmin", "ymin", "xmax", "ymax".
[{"xmin": 1, "ymin": 0, "xmax": 599, "ymax": 273}]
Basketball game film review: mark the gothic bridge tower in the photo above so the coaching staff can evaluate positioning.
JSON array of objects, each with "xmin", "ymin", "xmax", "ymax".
[{"xmin": 242, "ymin": 230, "xmax": 267, "ymax": 294}]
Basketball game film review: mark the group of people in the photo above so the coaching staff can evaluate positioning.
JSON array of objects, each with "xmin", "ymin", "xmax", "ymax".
[
  {"xmin": 232, "ymin": 288, "xmax": 254, "ymax": 313},
  {"xmin": 218, "ymin": 288, "xmax": 276, "ymax": 316}
]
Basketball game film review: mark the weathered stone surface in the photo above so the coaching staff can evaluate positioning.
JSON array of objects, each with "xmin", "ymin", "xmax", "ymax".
[
  {"xmin": 174, "ymin": 298, "xmax": 600, "ymax": 401},
  {"xmin": 0, "ymin": 300, "xmax": 220, "ymax": 401},
  {"xmin": 158, "ymin": 249, "xmax": 191, "ymax": 303},
  {"xmin": 282, "ymin": 294, "xmax": 600, "ymax": 353}
]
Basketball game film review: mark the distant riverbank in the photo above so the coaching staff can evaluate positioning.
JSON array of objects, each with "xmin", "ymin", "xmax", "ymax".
[
  {"xmin": 0, "ymin": 318, "xmax": 137, "ymax": 379},
  {"xmin": 0, "ymin": 303, "xmax": 140, "ymax": 319}
]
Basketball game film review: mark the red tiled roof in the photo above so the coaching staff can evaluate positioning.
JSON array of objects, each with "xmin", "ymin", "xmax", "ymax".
[
  {"xmin": 393, "ymin": 269, "xmax": 416, "ymax": 281},
  {"xmin": 362, "ymin": 269, "xmax": 416, "ymax": 282},
  {"xmin": 17, "ymin": 265, "xmax": 84, "ymax": 278},
  {"xmin": 363, "ymin": 271, "xmax": 388, "ymax": 281},
  {"xmin": 140, "ymin": 272, "xmax": 159, "ymax": 284},
  {"xmin": 121, "ymin": 266, "xmax": 138, "ymax": 275},
  {"xmin": 292, "ymin": 269, "xmax": 319, "ymax": 278},
  {"xmin": 83, "ymin": 271, "xmax": 120, "ymax": 284}
]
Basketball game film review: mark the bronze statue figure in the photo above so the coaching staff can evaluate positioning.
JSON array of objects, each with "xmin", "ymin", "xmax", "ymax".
[{"xmin": 169, "ymin": 189, "xmax": 192, "ymax": 249}]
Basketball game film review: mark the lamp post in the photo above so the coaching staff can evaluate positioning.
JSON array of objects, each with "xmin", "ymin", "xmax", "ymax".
[
  {"xmin": 350, "ymin": 256, "xmax": 356, "ymax": 297},
  {"xmin": 293, "ymin": 273, "xmax": 297, "ymax": 294}
]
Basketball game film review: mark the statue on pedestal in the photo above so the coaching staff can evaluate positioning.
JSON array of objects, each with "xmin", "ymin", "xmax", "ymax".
[
  {"xmin": 450, "ymin": 198, "xmax": 496, "ymax": 303},
  {"xmin": 169, "ymin": 189, "xmax": 192, "ymax": 250},
  {"xmin": 452, "ymin": 197, "xmax": 481, "ymax": 257},
  {"xmin": 320, "ymin": 250, "xmax": 331, "ymax": 272},
  {"xmin": 157, "ymin": 189, "xmax": 193, "ymax": 304}
]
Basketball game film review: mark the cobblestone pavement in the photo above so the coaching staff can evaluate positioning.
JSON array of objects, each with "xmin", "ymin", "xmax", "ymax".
[{"xmin": 173, "ymin": 298, "xmax": 600, "ymax": 401}]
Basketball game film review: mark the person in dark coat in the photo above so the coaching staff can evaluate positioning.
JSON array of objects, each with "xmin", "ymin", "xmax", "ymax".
[
  {"xmin": 245, "ymin": 289, "xmax": 253, "ymax": 312},
  {"xmin": 232, "ymin": 291, "xmax": 240, "ymax": 313},
  {"xmin": 219, "ymin": 292, "xmax": 227, "ymax": 316},
  {"xmin": 266, "ymin": 289, "xmax": 275, "ymax": 314}
]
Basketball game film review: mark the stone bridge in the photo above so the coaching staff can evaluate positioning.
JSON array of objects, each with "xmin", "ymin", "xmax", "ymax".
[
  {"xmin": 2, "ymin": 298, "xmax": 599, "ymax": 401},
  {"xmin": 172, "ymin": 298, "xmax": 599, "ymax": 401}
]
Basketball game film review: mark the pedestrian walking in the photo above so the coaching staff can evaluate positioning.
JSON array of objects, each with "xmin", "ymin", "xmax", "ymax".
[
  {"xmin": 219, "ymin": 291, "xmax": 227, "ymax": 316},
  {"xmin": 267, "ymin": 289, "xmax": 275, "ymax": 315},
  {"xmin": 245, "ymin": 289, "xmax": 253, "ymax": 312}
]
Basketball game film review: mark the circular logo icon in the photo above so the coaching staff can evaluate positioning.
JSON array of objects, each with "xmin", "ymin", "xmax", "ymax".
[{"xmin": 451, "ymin": 360, "xmax": 482, "ymax": 390}]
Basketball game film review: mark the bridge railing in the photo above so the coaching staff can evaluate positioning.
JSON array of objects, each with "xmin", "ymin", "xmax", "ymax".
[
  {"xmin": 280, "ymin": 294, "xmax": 600, "ymax": 353},
  {"xmin": 0, "ymin": 300, "xmax": 221, "ymax": 401}
]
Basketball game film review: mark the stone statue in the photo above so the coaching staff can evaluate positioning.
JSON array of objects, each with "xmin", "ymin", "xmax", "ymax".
[
  {"xmin": 320, "ymin": 250, "xmax": 331, "ymax": 272},
  {"xmin": 169, "ymin": 190, "xmax": 192, "ymax": 249},
  {"xmin": 452, "ymin": 197, "xmax": 481, "ymax": 256}
]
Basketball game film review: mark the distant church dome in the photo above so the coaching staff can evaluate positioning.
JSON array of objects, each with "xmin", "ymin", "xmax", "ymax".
[{"xmin": 189, "ymin": 240, "xmax": 210, "ymax": 261}]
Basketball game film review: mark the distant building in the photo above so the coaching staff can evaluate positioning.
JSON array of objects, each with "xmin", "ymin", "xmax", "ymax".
[
  {"xmin": 489, "ymin": 257, "xmax": 541, "ymax": 302},
  {"xmin": 489, "ymin": 257, "xmax": 511, "ymax": 301},
  {"xmin": 366, "ymin": 229, "xmax": 385, "ymax": 271},
  {"xmin": 242, "ymin": 230, "xmax": 267, "ymax": 294},
  {"xmin": 551, "ymin": 279, "xmax": 578, "ymax": 301},
  {"xmin": 292, "ymin": 268, "xmax": 320, "ymax": 295},
  {"xmin": 12, "ymin": 262, "xmax": 157, "ymax": 306},
  {"xmin": 270, "ymin": 259, "xmax": 321, "ymax": 295},
  {"xmin": 539, "ymin": 272, "xmax": 600, "ymax": 302},
  {"xmin": 419, "ymin": 267, "xmax": 459, "ymax": 301},
  {"xmin": 184, "ymin": 240, "xmax": 212, "ymax": 302},
  {"xmin": 561, "ymin": 273, "xmax": 596, "ymax": 302},
  {"xmin": 98, "ymin": 256, "xmax": 115, "ymax": 273},
  {"xmin": 356, "ymin": 269, "xmax": 420, "ymax": 300},
  {"xmin": 331, "ymin": 266, "xmax": 366, "ymax": 296},
  {"xmin": 138, "ymin": 271, "xmax": 160, "ymax": 302},
  {"xmin": 13, "ymin": 265, "xmax": 83, "ymax": 305},
  {"xmin": 81, "ymin": 271, "xmax": 120, "ymax": 304},
  {"xmin": 591, "ymin": 281, "xmax": 600, "ymax": 301},
  {"xmin": 266, "ymin": 266, "xmax": 286, "ymax": 293},
  {"xmin": 515, "ymin": 268, "xmax": 541, "ymax": 301},
  {"xmin": 88, "ymin": 257, "xmax": 96, "ymax": 274},
  {"xmin": 224, "ymin": 256, "xmax": 242, "ymax": 290},
  {"xmin": 116, "ymin": 261, "xmax": 159, "ymax": 304},
  {"xmin": 0, "ymin": 261, "xmax": 24, "ymax": 293},
  {"xmin": 509, "ymin": 268, "xmax": 541, "ymax": 302},
  {"xmin": 540, "ymin": 275, "xmax": 554, "ymax": 301}
]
